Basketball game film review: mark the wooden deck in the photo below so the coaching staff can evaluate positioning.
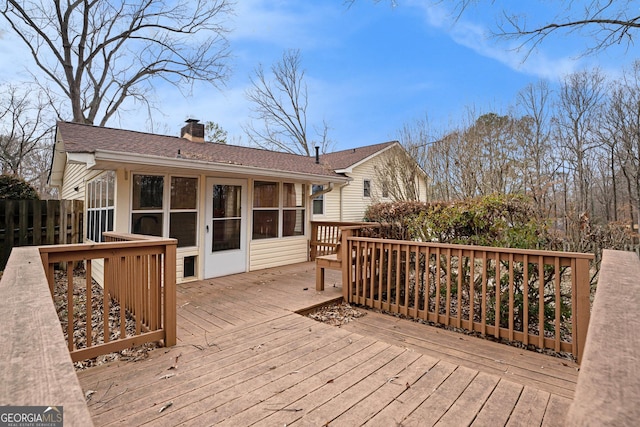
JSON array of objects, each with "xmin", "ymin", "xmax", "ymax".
[{"xmin": 77, "ymin": 262, "xmax": 578, "ymax": 426}]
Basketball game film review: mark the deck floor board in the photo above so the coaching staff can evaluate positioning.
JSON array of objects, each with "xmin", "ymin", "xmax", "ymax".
[{"xmin": 76, "ymin": 261, "xmax": 577, "ymax": 426}]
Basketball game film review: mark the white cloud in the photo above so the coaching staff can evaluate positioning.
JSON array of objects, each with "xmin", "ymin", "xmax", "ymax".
[
  {"xmin": 228, "ymin": 0, "xmax": 342, "ymax": 50},
  {"xmin": 413, "ymin": 2, "xmax": 580, "ymax": 81}
]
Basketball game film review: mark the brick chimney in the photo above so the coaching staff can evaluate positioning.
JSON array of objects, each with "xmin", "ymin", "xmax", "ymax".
[{"xmin": 181, "ymin": 118, "xmax": 205, "ymax": 143}]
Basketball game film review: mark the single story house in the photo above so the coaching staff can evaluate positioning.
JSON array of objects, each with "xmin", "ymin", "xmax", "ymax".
[{"xmin": 49, "ymin": 120, "xmax": 427, "ymax": 282}]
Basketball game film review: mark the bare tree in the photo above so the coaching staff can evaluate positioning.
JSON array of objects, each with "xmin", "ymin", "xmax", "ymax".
[
  {"xmin": 554, "ymin": 69, "xmax": 607, "ymax": 216},
  {"xmin": 1, "ymin": 0, "xmax": 232, "ymax": 125},
  {"xmin": 0, "ymin": 83, "xmax": 55, "ymax": 198},
  {"xmin": 496, "ymin": 0, "xmax": 640, "ymax": 56},
  {"xmin": 244, "ymin": 49, "xmax": 331, "ymax": 156},
  {"xmin": 0, "ymin": 83, "xmax": 53, "ymax": 177},
  {"xmin": 517, "ymin": 81, "xmax": 558, "ymax": 216},
  {"xmin": 605, "ymin": 61, "xmax": 640, "ymax": 230},
  {"xmin": 358, "ymin": 2, "xmax": 639, "ymax": 57},
  {"xmin": 373, "ymin": 117, "xmax": 431, "ymax": 201}
]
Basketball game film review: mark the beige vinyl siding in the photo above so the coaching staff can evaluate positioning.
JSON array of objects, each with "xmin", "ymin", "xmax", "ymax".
[
  {"xmin": 114, "ymin": 169, "xmax": 131, "ymax": 234},
  {"xmin": 177, "ymin": 248, "xmax": 199, "ymax": 283},
  {"xmin": 325, "ymin": 190, "xmax": 341, "ymax": 219},
  {"xmin": 90, "ymin": 258, "xmax": 106, "ymax": 288},
  {"xmin": 249, "ymin": 237, "xmax": 308, "ymax": 270},
  {"xmin": 316, "ymin": 189, "xmax": 342, "ymax": 221},
  {"xmin": 61, "ymin": 163, "xmax": 90, "ymax": 200},
  {"xmin": 340, "ymin": 160, "xmax": 377, "ymax": 221}
]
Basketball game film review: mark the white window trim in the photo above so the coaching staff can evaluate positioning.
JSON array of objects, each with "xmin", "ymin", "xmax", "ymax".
[
  {"xmin": 363, "ymin": 179, "xmax": 371, "ymax": 198},
  {"xmin": 86, "ymin": 171, "xmax": 115, "ymax": 242},
  {"xmin": 252, "ymin": 181, "xmax": 307, "ymax": 240},
  {"xmin": 312, "ymin": 184, "xmax": 325, "ymax": 216},
  {"xmin": 130, "ymin": 173, "xmax": 199, "ymax": 248}
]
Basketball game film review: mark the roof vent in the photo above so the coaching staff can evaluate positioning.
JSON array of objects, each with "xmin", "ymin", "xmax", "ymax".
[
  {"xmin": 315, "ymin": 146, "xmax": 320, "ymax": 164},
  {"xmin": 181, "ymin": 118, "xmax": 205, "ymax": 143}
]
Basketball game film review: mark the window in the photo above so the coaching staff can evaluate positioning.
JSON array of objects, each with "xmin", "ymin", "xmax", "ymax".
[
  {"xmin": 283, "ymin": 183, "xmax": 305, "ymax": 237},
  {"xmin": 253, "ymin": 181, "xmax": 279, "ymax": 239},
  {"xmin": 212, "ymin": 184, "xmax": 242, "ymax": 251},
  {"xmin": 170, "ymin": 177, "xmax": 197, "ymax": 247},
  {"xmin": 363, "ymin": 179, "xmax": 371, "ymax": 198},
  {"xmin": 131, "ymin": 174, "xmax": 198, "ymax": 248},
  {"xmin": 252, "ymin": 181, "xmax": 306, "ymax": 240},
  {"xmin": 132, "ymin": 175, "xmax": 164, "ymax": 237},
  {"xmin": 312, "ymin": 184, "xmax": 324, "ymax": 215},
  {"xmin": 86, "ymin": 172, "xmax": 115, "ymax": 242},
  {"xmin": 382, "ymin": 181, "xmax": 389, "ymax": 199}
]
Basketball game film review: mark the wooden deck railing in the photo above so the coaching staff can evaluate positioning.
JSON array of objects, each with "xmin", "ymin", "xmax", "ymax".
[
  {"xmin": 0, "ymin": 247, "xmax": 94, "ymax": 425},
  {"xmin": 39, "ymin": 234, "xmax": 177, "ymax": 363},
  {"xmin": 310, "ymin": 221, "xmax": 379, "ymax": 259},
  {"xmin": 341, "ymin": 231, "xmax": 594, "ymax": 362},
  {"xmin": 567, "ymin": 249, "xmax": 640, "ymax": 425}
]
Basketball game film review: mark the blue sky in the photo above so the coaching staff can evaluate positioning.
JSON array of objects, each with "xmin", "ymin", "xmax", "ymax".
[{"xmin": 0, "ymin": 0, "xmax": 635, "ymax": 151}]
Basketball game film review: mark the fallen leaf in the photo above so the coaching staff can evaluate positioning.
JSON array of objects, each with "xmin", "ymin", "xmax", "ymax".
[
  {"xmin": 159, "ymin": 374, "xmax": 174, "ymax": 380},
  {"xmin": 159, "ymin": 401, "xmax": 173, "ymax": 413},
  {"xmin": 326, "ymin": 379, "xmax": 334, "ymax": 384},
  {"xmin": 85, "ymin": 390, "xmax": 96, "ymax": 402}
]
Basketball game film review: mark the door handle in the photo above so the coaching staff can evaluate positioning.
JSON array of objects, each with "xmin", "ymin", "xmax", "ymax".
[{"xmin": 206, "ymin": 225, "xmax": 209, "ymax": 233}]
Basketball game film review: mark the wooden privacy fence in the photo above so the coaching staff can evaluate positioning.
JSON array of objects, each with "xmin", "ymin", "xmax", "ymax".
[
  {"xmin": 0, "ymin": 199, "xmax": 83, "ymax": 270},
  {"xmin": 341, "ymin": 232, "xmax": 594, "ymax": 362},
  {"xmin": 39, "ymin": 234, "xmax": 177, "ymax": 363}
]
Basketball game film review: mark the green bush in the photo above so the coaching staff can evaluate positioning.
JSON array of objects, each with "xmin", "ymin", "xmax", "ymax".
[
  {"xmin": 0, "ymin": 175, "xmax": 40, "ymax": 200},
  {"xmin": 364, "ymin": 194, "xmax": 555, "ymax": 250}
]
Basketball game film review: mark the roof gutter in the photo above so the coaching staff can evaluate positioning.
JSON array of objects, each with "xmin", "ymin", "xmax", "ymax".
[{"xmin": 92, "ymin": 149, "xmax": 351, "ymax": 184}]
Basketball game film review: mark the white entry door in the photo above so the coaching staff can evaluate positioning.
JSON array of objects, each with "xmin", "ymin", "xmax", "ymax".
[{"xmin": 204, "ymin": 178, "xmax": 247, "ymax": 278}]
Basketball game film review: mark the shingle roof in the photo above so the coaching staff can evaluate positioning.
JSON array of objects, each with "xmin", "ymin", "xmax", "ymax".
[
  {"xmin": 321, "ymin": 141, "xmax": 398, "ymax": 170},
  {"xmin": 56, "ymin": 121, "xmax": 397, "ymax": 178}
]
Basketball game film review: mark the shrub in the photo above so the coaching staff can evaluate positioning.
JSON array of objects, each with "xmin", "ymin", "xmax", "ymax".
[
  {"xmin": 0, "ymin": 175, "xmax": 39, "ymax": 200},
  {"xmin": 364, "ymin": 194, "xmax": 554, "ymax": 250}
]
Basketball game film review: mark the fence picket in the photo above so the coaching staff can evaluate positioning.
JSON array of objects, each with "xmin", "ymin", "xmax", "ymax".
[{"xmin": 0, "ymin": 200, "xmax": 84, "ymax": 270}]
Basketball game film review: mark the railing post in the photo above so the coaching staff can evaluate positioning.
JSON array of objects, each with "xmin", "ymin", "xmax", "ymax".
[
  {"xmin": 163, "ymin": 240, "xmax": 177, "ymax": 347},
  {"xmin": 573, "ymin": 257, "xmax": 591, "ymax": 364},
  {"xmin": 341, "ymin": 228, "xmax": 352, "ymax": 301},
  {"xmin": 310, "ymin": 221, "xmax": 318, "ymax": 260}
]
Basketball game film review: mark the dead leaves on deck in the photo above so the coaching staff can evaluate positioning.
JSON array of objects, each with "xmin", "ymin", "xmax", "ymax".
[
  {"xmin": 53, "ymin": 269, "xmax": 159, "ymax": 370},
  {"xmin": 307, "ymin": 302, "xmax": 366, "ymax": 326}
]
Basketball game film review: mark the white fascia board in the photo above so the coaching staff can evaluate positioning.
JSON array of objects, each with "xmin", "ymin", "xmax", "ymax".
[
  {"xmin": 340, "ymin": 142, "xmax": 400, "ymax": 173},
  {"xmin": 67, "ymin": 152, "xmax": 96, "ymax": 168},
  {"xmin": 93, "ymin": 149, "xmax": 350, "ymax": 184}
]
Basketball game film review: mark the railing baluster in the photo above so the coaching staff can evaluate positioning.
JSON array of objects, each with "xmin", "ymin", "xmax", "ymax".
[
  {"xmin": 508, "ymin": 253, "xmax": 514, "ymax": 342},
  {"xmin": 394, "ymin": 244, "xmax": 400, "ymax": 314},
  {"xmin": 136, "ymin": 255, "xmax": 142, "ymax": 336},
  {"xmin": 457, "ymin": 248, "xmax": 463, "ymax": 329},
  {"xmin": 120, "ymin": 256, "xmax": 127, "ymax": 340},
  {"xmin": 555, "ymin": 256, "xmax": 561, "ymax": 352},
  {"xmin": 445, "ymin": 247, "xmax": 451, "ymax": 324},
  {"xmin": 86, "ymin": 260, "xmax": 92, "ymax": 348},
  {"xmin": 469, "ymin": 250, "xmax": 475, "ymax": 330},
  {"xmin": 66, "ymin": 262, "xmax": 74, "ymax": 351},
  {"xmin": 538, "ymin": 256, "xmax": 545, "ymax": 349},
  {"xmin": 523, "ymin": 254, "xmax": 529, "ymax": 346},
  {"xmin": 481, "ymin": 251, "xmax": 488, "ymax": 336},
  {"xmin": 403, "ymin": 244, "xmax": 410, "ymax": 316},
  {"xmin": 494, "ymin": 252, "xmax": 500, "ymax": 339}
]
